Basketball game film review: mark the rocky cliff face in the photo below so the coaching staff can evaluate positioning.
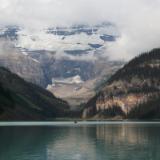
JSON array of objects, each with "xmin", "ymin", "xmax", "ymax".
[
  {"xmin": 0, "ymin": 24, "xmax": 120, "ymax": 84},
  {"xmin": 0, "ymin": 24, "xmax": 123, "ymax": 105},
  {"xmin": 83, "ymin": 49, "xmax": 160, "ymax": 119},
  {"xmin": 0, "ymin": 39, "xmax": 47, "ymax": 87}
]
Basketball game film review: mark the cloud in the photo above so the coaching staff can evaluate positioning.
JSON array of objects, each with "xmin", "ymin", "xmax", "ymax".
[
  {"xmin": 105, "ymin": 0, "xmax": 160, "ymax": 60},
  {"xmin": 1, "ymin": 0, "xmax": 160, "ymax": 60}
]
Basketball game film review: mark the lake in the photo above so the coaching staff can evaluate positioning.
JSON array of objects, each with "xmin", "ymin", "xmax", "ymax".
[{"xmin": 0, "ymin": 121, "xmax": 160, "ymax": 160}]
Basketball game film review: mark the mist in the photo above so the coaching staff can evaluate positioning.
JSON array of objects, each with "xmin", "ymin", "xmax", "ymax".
[{"xmin": 0, "ymin": 0, "xmax": 160, "ymax": 60}]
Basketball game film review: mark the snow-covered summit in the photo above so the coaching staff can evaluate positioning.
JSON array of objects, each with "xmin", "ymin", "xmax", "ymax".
[{"xmin": 0, "ymin": 23, "xmax": 119, "ymax": 60}]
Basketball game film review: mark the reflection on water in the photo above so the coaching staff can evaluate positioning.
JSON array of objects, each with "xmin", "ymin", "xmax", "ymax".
[
  {"xmin": 0, "ymin": 123, "xmax": 160, "ymax": 160},
  {"xmin": 96, "ymin": 124, "xmax": 160, "ymax": 160}
]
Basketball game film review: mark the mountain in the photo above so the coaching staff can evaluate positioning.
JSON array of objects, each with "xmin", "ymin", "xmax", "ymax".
[
  {"xmin": 0, "ymin": 24, "xmax": 123, "ymax": 105},
  {"xmin": 0, "ymin": 39, "xmax": 47, "ymax": 87},
  {"xmin": 82, "ymin": 48, "xmax": 160, "ymax": 119},
  {"xmin": 0, "ymin": 67, "xmax": 69, "ymax": 120}
]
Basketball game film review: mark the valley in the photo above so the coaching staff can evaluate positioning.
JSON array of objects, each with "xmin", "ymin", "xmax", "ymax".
[{"xmin": 1, "ymin": 24, "xmax": 160, "ymax": 120}]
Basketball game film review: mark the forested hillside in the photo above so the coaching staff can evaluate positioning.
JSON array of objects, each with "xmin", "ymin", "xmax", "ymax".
[
  {"xmin": 83, "ymin": 49, "xmax": 160, "ymax": 119},
  {"xmin": 0, "ymin": 67, "xmax": 69, "ymax": 120}
]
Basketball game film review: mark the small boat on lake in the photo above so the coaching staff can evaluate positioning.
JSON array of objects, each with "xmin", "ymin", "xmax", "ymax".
[{"xmin": 74, "ymin": 121, "xmax": 78, "ymax": 124}]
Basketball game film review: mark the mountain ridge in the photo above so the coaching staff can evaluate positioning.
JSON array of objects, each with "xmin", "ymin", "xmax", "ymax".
[
  {"xmin": 0, "ymin": 67, "xmax": 69, "ymax": 120},
  {"xmin": 82, "ymin": 48, "xmax": 160, "ymax": 119}
]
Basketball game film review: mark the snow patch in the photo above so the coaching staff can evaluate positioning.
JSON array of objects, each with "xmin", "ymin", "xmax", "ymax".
[{"xmin": 52, "ymin": 75, "xmax": 84, "ymax": 85}]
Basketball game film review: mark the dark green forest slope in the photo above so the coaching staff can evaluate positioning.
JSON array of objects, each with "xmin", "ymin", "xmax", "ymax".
[
  {"xmin": 83, "ymin": 49, "xmax": 160, "ymax": 119},
  {"xmin": 0, "ymin": 67, "xmax": 69, "ymax": 120}
]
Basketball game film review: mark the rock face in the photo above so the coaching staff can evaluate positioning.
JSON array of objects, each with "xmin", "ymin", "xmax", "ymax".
[
  {"xmin": 0, "ymin": 24, "xmax": 123, "ymax": 105},
  {"xmin": 0, "ymin": 67, "xmax": 69, "ymax": 120},
  {"xmin": 83, "ymin": 49, "xmax": 160, "ymax": 119},
  {"xmin": 0, "ymin": 39, "xmax": 47, "ymax": 87},
  {"xmin": 17, "ymin": 23, "xmax": 121, "ymax": 85},
  {"xmin": 96, "ymin": 94, "xmax": 147, "ymax": 114},
  {"xmin": 0, "ymin": 24, "xmax": 120, "ymax": 84}
]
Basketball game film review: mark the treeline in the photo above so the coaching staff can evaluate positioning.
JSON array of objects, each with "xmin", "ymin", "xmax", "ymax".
[
  {"xmin": 109, "ymin": 66, "xmax": 160, "ymax": 82},
  {"xmin": 99, "ymin": 105, "xmax": 126, "ymax": 118},
  {"xmin": 97, "ymin": 93, "xmax": 160, "ymax": 119},
  {"xmin": 0, "ymin": 83, "xmax": 15, "ymax": 109},
  {"xmin": 108, "ymin": 48, "xmax": 160, "ymax": 83},
  {"xmin": 128, "ymin": 94, "xmax": 160, "ymax": 119},
  {"xmin": 127, "ymin": 48, "xmax": 160, "ymax": 68}
]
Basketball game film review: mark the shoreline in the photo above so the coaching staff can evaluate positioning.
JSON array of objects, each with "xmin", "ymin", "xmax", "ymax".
[{"xmin": 0, "ymin": 120, "xmax": 160, "ymax": 127}]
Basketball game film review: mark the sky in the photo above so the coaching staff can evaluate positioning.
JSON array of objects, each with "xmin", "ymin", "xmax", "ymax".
[{"xmin": 0, "ymin": 0, "xmax": 160, "ymax": 60}]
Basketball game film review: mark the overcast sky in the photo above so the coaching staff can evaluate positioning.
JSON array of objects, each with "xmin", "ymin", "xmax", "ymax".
[{"xmin": 1, "ymin": 0, "xmax": 160, "ymax": 60}]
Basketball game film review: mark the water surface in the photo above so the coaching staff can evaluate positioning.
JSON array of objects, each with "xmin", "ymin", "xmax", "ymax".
[{"xmin": 0, "ymin": 122, "xmax": 160, "ymax": 160}]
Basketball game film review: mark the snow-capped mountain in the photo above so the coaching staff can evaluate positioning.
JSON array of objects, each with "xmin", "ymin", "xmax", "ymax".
[
  {"xmin": 0, "ymin": 23, "xmax": 118, "ymax": 58},
  {"xmin": 0, "ymin": 23, "xmax": 123, "ymax": 105},
  {"xmin": 18, "ymin": 23, "xmax": 117, "ymax": 51}
]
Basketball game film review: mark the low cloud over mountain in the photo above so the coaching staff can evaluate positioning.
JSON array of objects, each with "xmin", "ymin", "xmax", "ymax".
[{"xmin": 0, "ymin": 0, "xmax": 160, "ymax": 60}]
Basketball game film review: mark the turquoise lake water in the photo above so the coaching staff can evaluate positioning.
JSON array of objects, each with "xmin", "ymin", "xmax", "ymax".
[{"xmin": 0, "ymin": 122, "xmax": 160, "ymax": 160}]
